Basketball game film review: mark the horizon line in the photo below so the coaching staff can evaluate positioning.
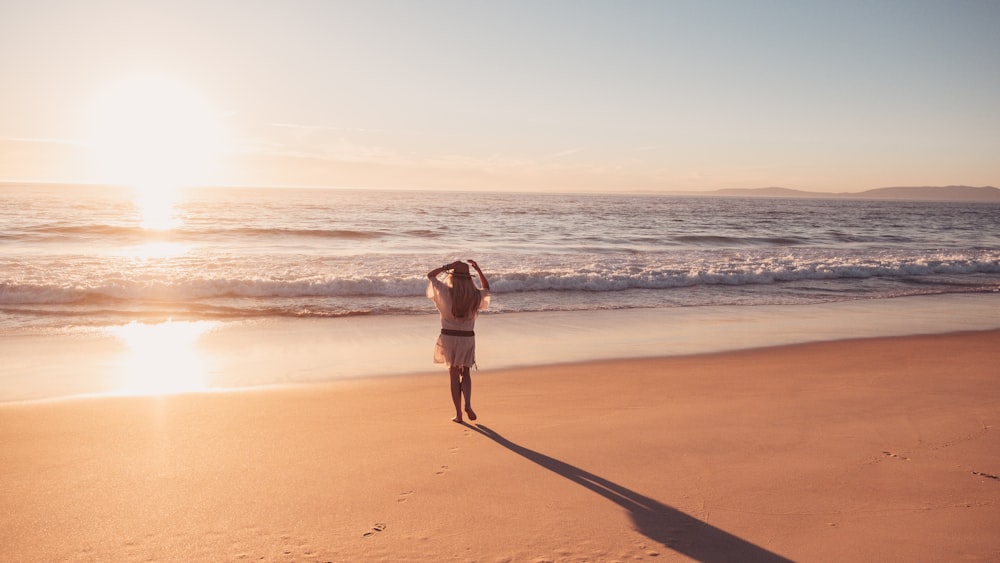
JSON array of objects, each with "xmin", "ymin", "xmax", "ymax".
[{"xmin": 1, "ymin": 179, "xmax": 997, "ymax": 198}]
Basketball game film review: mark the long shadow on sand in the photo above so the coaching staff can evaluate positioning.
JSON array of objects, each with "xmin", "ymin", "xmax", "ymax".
[{"xmin": 468, "ymin": 424, "xmax": 792, "ymax": 563}]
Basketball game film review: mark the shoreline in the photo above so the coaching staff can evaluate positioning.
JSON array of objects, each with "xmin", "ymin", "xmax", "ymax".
[
  {"xmin": 2, "ymin": 330, "xmax": 998, "ymax": 561},
  {"xmin": 1, "ymin": 292, "xmax": 999, "ymax": 403}
]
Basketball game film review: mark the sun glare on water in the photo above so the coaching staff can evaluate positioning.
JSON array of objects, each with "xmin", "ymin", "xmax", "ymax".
[
  {"xmin": 110, "ymin": 321, "xmax": 217, "ymax": 396},
  {"xmin": 83, "ymin": 71, "xmax": 226, "ymax": 229}
]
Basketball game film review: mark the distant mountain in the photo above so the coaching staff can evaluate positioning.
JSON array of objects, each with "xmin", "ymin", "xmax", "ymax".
[
  {"xmin": 857, "ymin": 186, "xmax": 1000, "ymax": 201},
  {"xmin": 707, "ymin": 185, "xmax": 1000, "ymax": 202}
]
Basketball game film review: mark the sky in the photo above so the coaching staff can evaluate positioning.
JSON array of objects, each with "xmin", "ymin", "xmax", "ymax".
[{"xmin": 1, "ymin": 0, "xmax": 998, "ymax": 193}]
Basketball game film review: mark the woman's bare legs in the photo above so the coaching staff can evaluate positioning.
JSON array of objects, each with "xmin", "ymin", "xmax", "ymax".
[
  {"xmin": 449, "ymin": 366, "xmax": 476, "ymax": 422},
  {"xmin": 449, "ymin": 366, "xmax": 463, "ymax": 422},
  {"xmin": 461, "ymin": 367, "xmax": 476, "ymax": 421}
]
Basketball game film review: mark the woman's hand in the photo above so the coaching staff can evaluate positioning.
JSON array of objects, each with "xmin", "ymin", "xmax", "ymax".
[{"xmin": 466, "ymin": 260, "xmax": 489, "ymax": 290}]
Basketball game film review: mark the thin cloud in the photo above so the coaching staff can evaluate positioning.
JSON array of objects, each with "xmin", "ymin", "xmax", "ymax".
[
  {"xmin": 268, "ymin": 123, "xmax": 384, "ymax": 134},
  {"xmin": 543, "ymin": 148, "xmax": 583, "ymax": 160}
]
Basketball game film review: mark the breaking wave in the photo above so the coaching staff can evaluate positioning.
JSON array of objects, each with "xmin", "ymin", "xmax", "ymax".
[{"xmin": 3, "ymin": 252, "xmax": 997, "ymax": 308}]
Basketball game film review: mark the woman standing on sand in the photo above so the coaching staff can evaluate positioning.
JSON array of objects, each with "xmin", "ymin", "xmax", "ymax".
[{"xmin": 427, "ymin": 260, "xmax": 491, "ymax": 423}]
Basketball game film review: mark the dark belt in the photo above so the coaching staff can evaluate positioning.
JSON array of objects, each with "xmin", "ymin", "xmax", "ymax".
[{"xmin": 441, "ymin": 329, "xmax": 475, "ymax": 337}]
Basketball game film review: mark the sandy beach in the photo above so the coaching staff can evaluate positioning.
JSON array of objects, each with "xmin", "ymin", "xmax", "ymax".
[
  {"xmin": 2, "ymin": 329, "xmax": 998, "ymax": 562},
  {"xmin": 4, "ymin": 1, "xmax": 1000, "ymax": 560}
]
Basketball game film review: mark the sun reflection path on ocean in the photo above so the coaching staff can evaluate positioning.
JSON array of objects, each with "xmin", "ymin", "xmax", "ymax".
[
  {"xmin": 109, "ymin": 320, "xmax": 217, "ymax": 396},
  {"xmin": 117, "ymin": 240, "xmax": 191, "ymax": 260},
  {"xmin": 133, "ymin": 184, "xmax": 184, "ymax": 231}
]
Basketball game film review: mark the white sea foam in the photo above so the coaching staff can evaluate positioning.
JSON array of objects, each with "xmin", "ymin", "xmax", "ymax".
[
  {"xmin": 1, "ymin": 250, "xmax": 997, "ymax": 315},
  {"xmin": 1, "ymin": 185, "xmax": 999, "ymax": 327}
]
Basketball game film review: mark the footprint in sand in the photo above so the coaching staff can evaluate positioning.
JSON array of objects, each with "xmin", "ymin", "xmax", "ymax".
[
  {"xmin": 436, "ymin": 465, "xmax": 450, "ymax": 475},
  {"xmin": 363, "ymin": 523, "xmax": 386, "ymax": 537},
  {"xmin": 397, "ymin": 490, "xmax": 414, "ymax": 502}
]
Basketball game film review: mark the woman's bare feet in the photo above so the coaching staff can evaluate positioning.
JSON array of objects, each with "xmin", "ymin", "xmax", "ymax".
[
  {"xmin": 465, "ymin": 407, "xmax": 477, "ymax": 421},
  {"xmin": 452, "ymin": 415, "xmax": 463, "ymax": 423}
]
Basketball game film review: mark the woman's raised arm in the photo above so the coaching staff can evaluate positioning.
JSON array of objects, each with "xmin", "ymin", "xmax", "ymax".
[
  {"xmin": 428, "ymin": 262, "xmax": 455, "ymax": 280},
  {"xmin": 468, "ymin": 260, "xmax": 490, "ymax": 291}
]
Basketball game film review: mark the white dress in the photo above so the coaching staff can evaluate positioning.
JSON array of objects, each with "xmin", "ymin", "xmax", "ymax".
[{"xmin": 427, "ymin": 277, "xmax": 491, "ymax": 368}]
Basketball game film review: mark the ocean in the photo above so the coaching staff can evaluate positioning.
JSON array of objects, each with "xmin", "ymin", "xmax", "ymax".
[{"xmin": 2, "ymin": 183, "xmax": 999, "ymax": 332}]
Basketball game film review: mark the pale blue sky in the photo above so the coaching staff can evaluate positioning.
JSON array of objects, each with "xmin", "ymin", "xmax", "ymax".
[{"xmin": 1, "ymin": 0, "xmax": 998, "ymax": 192}]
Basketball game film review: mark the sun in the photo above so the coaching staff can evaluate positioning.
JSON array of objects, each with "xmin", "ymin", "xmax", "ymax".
[{"xmin": 83, "ymin": 71, "xmax": 226, "ymax": 227}]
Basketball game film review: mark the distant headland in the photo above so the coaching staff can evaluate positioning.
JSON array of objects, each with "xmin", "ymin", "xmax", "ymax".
[
  {"xmin": 2, "ymin": 181, "xmax": 999, "ymax": 202},
  {"xmin": 701, "ymin": 185, "xmax": 1000, "ymax": 202}
]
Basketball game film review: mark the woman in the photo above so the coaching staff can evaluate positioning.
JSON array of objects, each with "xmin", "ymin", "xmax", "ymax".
[{"xmin": 427, "ymin": 259, "xmax": 491, "ymax": 423}]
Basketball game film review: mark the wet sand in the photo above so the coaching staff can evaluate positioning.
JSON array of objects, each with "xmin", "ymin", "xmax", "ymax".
[{"xmin": 2, "ymin": 293, "xmax": 999, "ymax": 403}]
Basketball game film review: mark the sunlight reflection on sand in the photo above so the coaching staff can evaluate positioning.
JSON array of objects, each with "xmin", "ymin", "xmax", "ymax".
[{"xmin": 109, "ymin": 320, "xmax": 217, "ymax": 396}]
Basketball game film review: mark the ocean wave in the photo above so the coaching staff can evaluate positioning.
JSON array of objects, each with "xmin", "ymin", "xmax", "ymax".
[
  {"xmin": 28, "ymin": 224, "xmax": 141, "ymax": 237},
  {"xmin": 0, "ymin": 276, "xmax": 432, "ymax": 306},
  {"xmin": 671, "ymin": 235, "xmax": 810, "ymax": 246},
  {"xmin": 0, "ymin": 302, "xmax": 382, "ymax": 321},
  {"xmin": 494, "ymin": 258, "xmax": 1000, "ymax": 291},
  {"xmin": 3, "ymin": 255, "xmax": 997, "ymax": 306},
  {"xmin": 24, "ymin": 223, "xmax": 391, "ymax": 241},
  {"xmin": 218, "ymin": 227, "xmax": 384, "ymax": 240}
]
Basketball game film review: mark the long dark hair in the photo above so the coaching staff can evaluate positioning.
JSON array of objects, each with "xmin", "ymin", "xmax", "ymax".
[{"xmin": 449, "ymin": 274, "xmax": 481, "ymax": 318}]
